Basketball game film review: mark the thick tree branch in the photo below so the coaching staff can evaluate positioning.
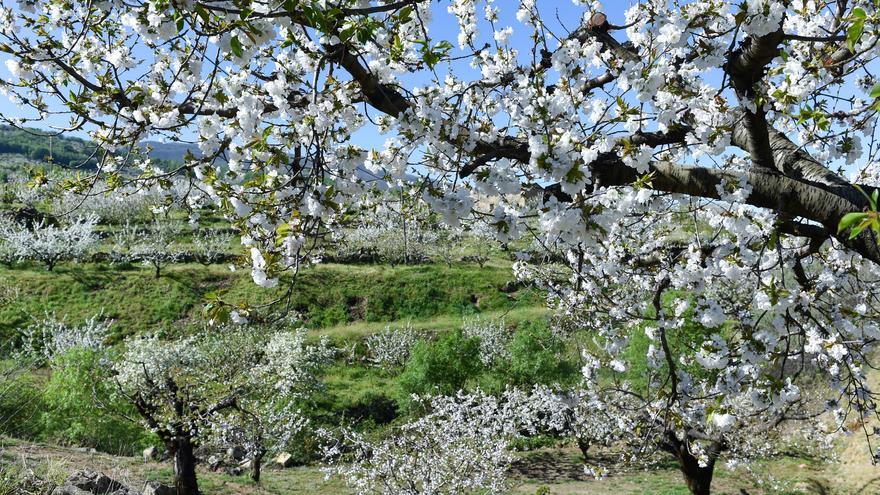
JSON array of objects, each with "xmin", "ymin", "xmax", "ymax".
[
  {"xmin": 587, "ymin": 156, "xmax": 880, "ymax": 264},
  {"xmin": 725, "ymin": 23, "xmax": 786, "ymax": 169}
]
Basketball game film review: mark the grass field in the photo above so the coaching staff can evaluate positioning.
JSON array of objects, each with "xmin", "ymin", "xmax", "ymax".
[{"xmin": 0, "ymin": 259, "xmax": 542, "ymax": 342}]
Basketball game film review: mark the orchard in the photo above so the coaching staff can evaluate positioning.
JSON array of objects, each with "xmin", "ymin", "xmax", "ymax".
[{"xmin": 2, "ymin": 1, "xmax": 880, "ymax": 494}]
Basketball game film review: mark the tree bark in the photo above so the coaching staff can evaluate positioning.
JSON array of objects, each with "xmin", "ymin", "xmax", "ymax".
[
  {"xmin": 172, "ymin": 437, "xmax": 200, "ymax": 495},
  {"xmin": 677, "ymin": 455, "xmax": 715, "ymax": 495},
  {"xmin": 585, "ymin": 154, "xmax": 880, "ymax": 264},
  {"xmin": 251, "ymin": 450, "xmax": 265, "ymax": 483},
  {"xmin": 576, "ymin": 437, "xmax": 591, "ymax": 461},
  {"xmin": 662, "ymin": 433, "xmax": 723, "ymax": 495}
]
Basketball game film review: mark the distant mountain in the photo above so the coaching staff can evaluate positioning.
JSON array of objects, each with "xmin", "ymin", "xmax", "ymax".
[
  {"xmin": 0, "ymin": 126, "xmax": 386, "ymax": 183},
  {"xmin": 139, "ymin": 140, "xmax": 204, "ymax": 162},
  {"xmin": 0, "ymin": 126, "xmax": 192, "ymax": 173}
]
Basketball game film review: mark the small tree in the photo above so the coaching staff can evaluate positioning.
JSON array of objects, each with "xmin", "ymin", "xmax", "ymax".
[
  {"xmin": 193, "ymin": 229, "xmax": 233, "ymax": 265},
  {"xmin": 461, "ymin": 318, "xmax": 510, "ymax": 367},
  {"xmin": 206, "ymin": 329, "xmax": 335, "ymax": 482},
  {"xmin": 428, "ymin": 227, "xmax": 464, "ymax": 267},
  {"xmin": 2, "ymin": 215, "xmax": 99, "ymax": 270},
  {"xmin": 112, "ymin": 332, "xmax": 253, "ymax": 495},
  {"xmin": 0, "ymin": 220, "xmax": 18, "ymax": 266},
  {"xmin": 112, "ymin": 327, "xmax": 333, "ymax": 491},
  {"xmin": 112, "ymin": 219, "xmax": 182, "ymax": 277},
  {"xmin": 52, "ymin": 186, "xmax": 163, "ymax": 225},
  {"xmin": 324, "ymin": 391, "xmax": 515, "ymax": 495},
  {"xmin": 18, "ymin": 312, "xmax": 111, "ymax": 365},
  {"xmin": 325, "ymin": 387, "xmax": 571, "ymax": 495},
  {"xmin": 365, "ymin": 323, "xmax": 419, "ymax": 369}
]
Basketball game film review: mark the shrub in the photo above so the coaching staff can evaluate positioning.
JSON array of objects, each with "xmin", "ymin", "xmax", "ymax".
[
  {"xmin": 396, "ymin": 329, "xmax": 482, "ymax": 407},
  {"xmin": 40, "ymin": 347, "xmax": 155, "ymax": 455},
  {"xmin": 0, "ymin": 360, "xmax": 43, "ymax": 439},
  {"xmin": 505, "ymin": 321, "xmax": 576, "ymax": 386}
]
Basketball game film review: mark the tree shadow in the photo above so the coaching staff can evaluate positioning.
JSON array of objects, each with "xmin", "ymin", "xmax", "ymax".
[
  {"xmin": 510, "ymin": 450, "xmax": 597, "ymax": 483},
  {"xmin": 61, "ymin": 266, "xmax": 115, "ymax": 290},
  {"xmin": 855, "ymin": 476, "xmax": 880, "ymax": 495}
]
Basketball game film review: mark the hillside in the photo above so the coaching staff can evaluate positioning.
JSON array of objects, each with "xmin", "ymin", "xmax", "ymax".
[{"xmin": 0, "ymin": 126, "xmax": 193, "ymax": 176}]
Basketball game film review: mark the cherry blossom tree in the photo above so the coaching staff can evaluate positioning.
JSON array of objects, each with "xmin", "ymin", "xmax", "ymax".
[
  {"xmin": 337, "ymin": 199, "xmax": 438, "ymax": 265},
  {"xmin": 204, "ymin": 328, "xmax": 334, "ymax": 482},
  {"xmin": 17, "ymin": 311, "xmax": 112, "ymax": 364},
  {"xmin": 5, "ymin": 1, "xmax": 880, "ymax": 493},
  {"xmin": 112, "ymin": 332, "xmax": 250, "ymax": 495},
  {"xmin": 323, "ymin": 387, "xmax": 568, "ymax": 495},
  {"xmin": 112, "ymin": 327, "xmax": 333, "ymax": 492},
  {"xmin": 50, "ymin": 185, "xmax": 165, "ymax": 225},
  {"xmin": 461, "ymin": 317, "xmax": 510, "ymax": 367},
  {"xmin": 111, "ymin": 218, "xmax": 182, "ymax": 277},
  {"xmin": 364, "ymin": 323, "xmax": 419, "ymax": 368},
  {"xmin": 193, "ymin": 228, "xmax": 234, "ymax": 265},
  {"xmin": 0, "ymin": 215, "xmax": 99, "ymax": 270}
]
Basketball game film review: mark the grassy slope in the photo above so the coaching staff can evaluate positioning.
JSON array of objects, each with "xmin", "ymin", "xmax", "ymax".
[{"xmin": 0, "ymin": 260, "xmax": 541, "ymax": 342}]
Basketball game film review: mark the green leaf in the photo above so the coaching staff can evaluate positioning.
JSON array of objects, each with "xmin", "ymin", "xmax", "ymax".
[
  {"xmin": 174, "ymin": 11, "xmax": 185, "ymax": 33},
  {"xmin": 839, "ymin": 212, "xmax": 869, "ymax": 233},
  {"xmin": 194, "ymin": 4, "xmax": 210, "ymax": 24},
  {"xmin": 849, "ymin": 218, "xmax": 874, "ymax": 239},
  {"xmin": 398, "ymin": 5, "xmax": 413, "ymax": 21},
  {"xmin": 870, "ymin": 82, "xmax": 880, "ymax": 99},
  {"xmin": 230, "ymin": 36, "xmax": 244, "ymax": 58},
  {"xmin": 848, "ymin": 18, "xmax": 865, "ymax": 52}
]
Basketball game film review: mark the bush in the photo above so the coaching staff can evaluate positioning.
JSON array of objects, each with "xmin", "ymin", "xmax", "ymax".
[
  {"xmin": 505, "ymin": 321, "xmax": 576, "ymax": 386},
  {"xmin": 396, "ymin": 329, "xmax": 482, "ymax": 408},
  {"xmin": 39, "ymin": 347, "xmax": 155, "ymax": 455},
  {"xmin": 0, "ymin": 361, "xmax": 43, "ymax": 439}
]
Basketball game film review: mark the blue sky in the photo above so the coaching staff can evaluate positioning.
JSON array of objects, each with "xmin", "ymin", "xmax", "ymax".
[{"xmin": 0, "ymin": 1, "xmax": 634, "ymax": 147}]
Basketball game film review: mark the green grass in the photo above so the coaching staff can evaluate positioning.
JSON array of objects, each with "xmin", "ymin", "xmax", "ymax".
[
  {"xmin": 314, "ymin": 304, "xmax": 547, "ymax": 341},
  {"xmin": 0, "ymin": 264, "xmax": 207, "ymax": 341},
  {"xmin": 0, "ymin": 260, "xmax": 540, "ymax": 342},
  {"xmin": 222, "ymin": 261, "xmax": 542, "ymax": 328}
]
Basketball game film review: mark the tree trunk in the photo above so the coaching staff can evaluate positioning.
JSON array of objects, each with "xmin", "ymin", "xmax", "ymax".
[
  {"xmin": 576, "ymin": 437, "xmax": 591, "ymax": 461},
  {"xmin": 154, "ymin": 262, "xmax": 161, "ymax": 278},
  {"xmin": 676, "ymin": 452, "xmax": 715, "ymax": 495},
  {"xmin": 172, "ymin": 437, "xmax": 199, "ymax": 495},
  {"xmin": 251, "ymin": 450, "xmax": 265, "ymax": 483},
  {"xmin": 662, "ymin": 433, "xmax": 723, "ymax": 495}
]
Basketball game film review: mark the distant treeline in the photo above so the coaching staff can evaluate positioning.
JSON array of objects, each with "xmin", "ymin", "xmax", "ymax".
[
  {"xmin": 0, "ymin": 125, "xmax": 182, "ymax": 172},
  {"xmin": 0, "ymin": 126, "xmax": 97, "ymax": 168}
]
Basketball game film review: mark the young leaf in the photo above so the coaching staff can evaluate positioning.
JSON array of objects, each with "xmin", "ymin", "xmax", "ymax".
[
  {"xmin": 230, "ymin": 36, "xmax": 244, "ymax": 58},
  {"xmin": 848, "ymin": 12, "xmax": 866, "ymax": 52},
  {"xmin": 838, "ymin": 212, "xmax": 869, "ymax": 233}
]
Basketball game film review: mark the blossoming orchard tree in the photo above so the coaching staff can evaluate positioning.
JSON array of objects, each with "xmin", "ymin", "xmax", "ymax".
[
  {"xmin": 5, "ymin": 0, "xmax": 880, "ymax": 492},
  {"xmin": 112, "ymin": 327, "xmax": 333, "ymax": 494}
]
